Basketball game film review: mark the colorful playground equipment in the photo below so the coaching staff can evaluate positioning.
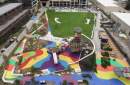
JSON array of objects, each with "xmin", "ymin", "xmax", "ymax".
[{"xmin": 52, "ymin": 52, "xmax": 58, "ymax": 64}]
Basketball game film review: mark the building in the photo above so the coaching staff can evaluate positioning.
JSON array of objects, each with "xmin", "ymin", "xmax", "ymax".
[
  {"xmin": 0, "ymin": 3, "xmax": 31, "ymax": 43},
  {"xmin": 111, "ymin": 12, "xmax": 130, "ymax": 35},
  {"xmin": 40, "ymin": 0, "xmax": 87, "ymax": 7},
  {"xmin": 0, "ymin": 3, "xmax": 22, "ymax": 25},
  {"xmin": 111, "ymin": 12, "xmax": 130, "ymax": 51},
  {"xmin": 118, "ymin": 0, "xmax": 128, "ymax": 8},
  {"xmin": 91, "ymin": 0, "xmax": 126, "ymax": 15},
  {"xmin": 18, "ymin": 0, "xmax": 32, "ymax": 7}
]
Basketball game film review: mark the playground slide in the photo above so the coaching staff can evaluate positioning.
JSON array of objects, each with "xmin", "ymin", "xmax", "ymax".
[
  {"xmin": 2, "ymin": 39, "xmax": 27, "ymax": 84},
  {"xmin": 52, "ymin": 52, "xmax": 58, "ymax": 64}
]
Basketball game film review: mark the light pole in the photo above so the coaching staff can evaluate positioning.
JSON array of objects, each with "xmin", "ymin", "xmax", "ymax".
[{"xmin": 86, "ymin": 0, "xmax": 88, "ymax": 8}]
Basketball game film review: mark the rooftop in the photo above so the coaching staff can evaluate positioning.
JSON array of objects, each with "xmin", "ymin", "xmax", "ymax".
[
  {"xmin": 0, "ymin": 3, "xmax": 22, "ymax": 16},
  {"xmin": 97, "ymin": 0, "xmax": 118, "ymax": 7},
  {"xmin": 112, "ymin": 12, "xmax": 130, "ymax": 27}
]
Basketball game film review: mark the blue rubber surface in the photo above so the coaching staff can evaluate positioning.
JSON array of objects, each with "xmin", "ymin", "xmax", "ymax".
[{"xmin": 34, "ymin": 73, "xmax": 124, "ymax": 85}]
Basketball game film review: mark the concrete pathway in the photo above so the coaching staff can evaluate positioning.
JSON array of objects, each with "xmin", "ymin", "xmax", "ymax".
[{"xmin": 92, "ymin": 11, "xmax": 104, "ymax": 52}]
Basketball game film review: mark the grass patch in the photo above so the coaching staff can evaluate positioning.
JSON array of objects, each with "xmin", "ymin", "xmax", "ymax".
[{"xmin": 47, "ymin": 10, "xmax": 95, "ymax": 38}]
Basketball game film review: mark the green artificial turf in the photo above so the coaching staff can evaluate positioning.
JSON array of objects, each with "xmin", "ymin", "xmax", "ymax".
[{"xmin": 47, "ymin": 9, "xmax": 95, "ymax": 38}]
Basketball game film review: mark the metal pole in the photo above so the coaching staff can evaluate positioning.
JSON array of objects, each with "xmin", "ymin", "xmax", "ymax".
[
  {"xmin": 59, "ymin": 0, "xmax": 60, "ymax": 8},
  {"xmin": 70, "ymin": 0, "xmax": 71, "ymax": 9},
  {"xmin": 79, "ymin": 0, "xmax": 80, "ymax": 8},
  {"xmin": 51, "ymin": 1, "xmax": 53, "ymax": 7},
  {"xmin": 74, "ymin": 0, "xmax": 75, "ymax": 8}
]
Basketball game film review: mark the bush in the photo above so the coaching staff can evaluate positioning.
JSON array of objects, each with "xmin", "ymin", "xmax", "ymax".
[
  {"xmin": 103, "ymin": 47, "xmax": 112, "ymax": 51},
  {"xmin": 101, "ymin": 57, "xmax": 111, "ymax": 68},
  {"xmin": 101, "ymin": 43, "xmax": 112, "ymax": 51},
  {"xmin": 102, "ymin": 44, "xmax": 112, "ymax": 51},
  {"xmin": 101, "ymin": 52, "xmax": 109, "ymax": 57}
]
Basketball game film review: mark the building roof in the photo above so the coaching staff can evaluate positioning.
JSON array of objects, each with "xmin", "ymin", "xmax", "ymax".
[
  {"xmin": 0, "ymin": 3, "xmax": 22, "ymax": 16},
  {"xmin": 112, "ymin": 12, "xmax": 130, "ymax": 27},
  {"xmin": 97, "ymin": 0, "xmax": 118, "ymax": 7}
]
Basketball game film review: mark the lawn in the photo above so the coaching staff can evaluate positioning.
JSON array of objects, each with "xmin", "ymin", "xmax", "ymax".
[{"xmin": 47, "ymin": 10, "xmax": 95, "ymax": 38}]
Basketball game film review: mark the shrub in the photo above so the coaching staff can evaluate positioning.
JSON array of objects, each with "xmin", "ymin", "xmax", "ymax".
[
  {"xmin": 101, "ymin": 43, "xmax": 112, "ymax": 51},
  {"xmin": 101, "ymin": 57, "xmax": 111, "ymax": 68},
  {"xmin": 101, "ymin": 51, "xmax": 109, "ymax": 57}
]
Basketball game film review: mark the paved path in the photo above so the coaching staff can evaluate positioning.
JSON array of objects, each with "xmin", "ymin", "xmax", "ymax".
[{"xmin": 92, "ymin": 11, "xmax": 104, "ymax": 52}]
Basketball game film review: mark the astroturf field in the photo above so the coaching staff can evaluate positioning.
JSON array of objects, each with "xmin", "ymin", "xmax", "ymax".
[{"xmin": 47, "ymin": 10, "xmax": 95, "ymax": 38}]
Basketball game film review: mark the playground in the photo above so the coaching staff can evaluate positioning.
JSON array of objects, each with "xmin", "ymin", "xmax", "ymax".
[{"xmin": 2, "ymin": 9, "xmax": 130, "ymax": 85}]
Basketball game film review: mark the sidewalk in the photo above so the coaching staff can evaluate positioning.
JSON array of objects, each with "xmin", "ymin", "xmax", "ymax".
[{"xmin": 92, "ymin": 11, "xmax": 104, "ymax": 52}]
